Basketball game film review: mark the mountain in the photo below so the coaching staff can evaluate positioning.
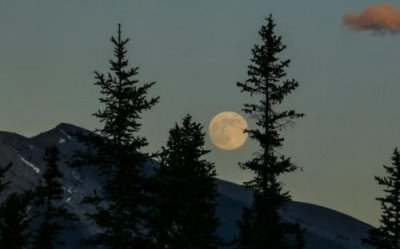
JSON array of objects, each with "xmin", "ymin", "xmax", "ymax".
[{"xmin": 0, "ymin": 123, "xmax": 372, "ymax": 249}]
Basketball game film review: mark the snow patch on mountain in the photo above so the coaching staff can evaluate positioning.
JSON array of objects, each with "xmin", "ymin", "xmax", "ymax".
[
  {"xmin": 66, "ymin": 187, "xmax": 73, "ymax": 195},
  {"xmin": 60, "ymin": 129, "xmax": 72, "ymax": 140},
  {"xmin": 72, "ymin": 170, "xmax": 82, "ymax": 183},
  {"xmin": 19, "ymin": 156, "xmax": 40, "ymax": 174}
]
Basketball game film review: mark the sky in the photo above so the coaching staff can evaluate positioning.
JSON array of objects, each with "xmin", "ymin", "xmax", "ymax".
[{"xmin": 1, "ymin": 0, "xmax": 400, "ymax": 226}]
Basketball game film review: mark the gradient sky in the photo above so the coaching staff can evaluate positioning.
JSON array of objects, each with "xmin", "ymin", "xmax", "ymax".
[{"xmin": 1, "ymin": 0, "xmax": 400, "ymax": 226}]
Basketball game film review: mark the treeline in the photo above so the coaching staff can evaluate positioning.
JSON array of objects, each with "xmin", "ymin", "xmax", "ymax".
[{"xmin": 0, "ymin": 14, "xmax": 396, "ymax": 249}]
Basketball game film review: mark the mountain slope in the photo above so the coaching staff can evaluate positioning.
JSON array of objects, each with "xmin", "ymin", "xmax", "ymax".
[
  {"xmin": 217, "ymin": 179, "xmax": 371, "ymax": 249},
  {"xmin": 0, "ymin": 123, "xmax": 372, "ymax": 249}
]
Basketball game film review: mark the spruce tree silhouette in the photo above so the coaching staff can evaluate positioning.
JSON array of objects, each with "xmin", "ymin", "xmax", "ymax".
[
  {"xmin": 31, "ymin": 146, "xmax": 77, "ymax": 249},
  {"xmin": 0, "ymin": 162, "xmax": 11, "ymax": 196},
  {"xmin": 0, "ymin": 192, "xmax": 31, "ymax": 249},
  {"xmin": 236, "ymin": 14, "xmax": 305, "ymax": 249},
  {"xmin": 151, "ymin": 115, "xmax": 220, "ymax": 249},
  {"xmin": 363, "ymin": 148, "xmax": 400, "ymax": 249},
  {"xmin": 73, "ymin": 24, "xmax": 159, "ymax": 249}
]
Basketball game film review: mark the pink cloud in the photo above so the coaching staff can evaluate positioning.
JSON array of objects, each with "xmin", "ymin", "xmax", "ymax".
[{"xmin": 343, "ymin": 4, "xmax": 400, "ymax": 33}]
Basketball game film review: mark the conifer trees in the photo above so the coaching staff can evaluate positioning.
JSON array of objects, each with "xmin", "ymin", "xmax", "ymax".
[
  {"xmin": 151, "ymin": 115, "xmax": 220, "ymax": 249},
  {"xmin": 75, "ymin": 24, "xmax": 159, "ymax": 249},
  {"xmin": 0, "ymin": 17, "xmax": 312, "ymax": 248},
  {"xmin": 363, "ymin": 148, "xmax": 400, "ymax": 249},
  {"xmin": 31, "ymin": 146, "xmax": 76, "ymax": 249},
  {"xmin": 0, "ymin": 163, "xmax": 32, "ymax": 249},
  {"xmin": 0, "ymin": 192, "xmax": 31, "ymax": 249},
  {"xmin": 236, "ymin": 15, "xmax": 304, "ymax": 249},
  {"xmin": 0, "ymin": 163, "xmax": 11, "ymax": 195}
]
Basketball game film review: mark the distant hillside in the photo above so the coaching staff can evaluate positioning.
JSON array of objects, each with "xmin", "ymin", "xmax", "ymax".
[{"xmin": 0, "ymin": 123, "xmax": 372, "ymax": 249}]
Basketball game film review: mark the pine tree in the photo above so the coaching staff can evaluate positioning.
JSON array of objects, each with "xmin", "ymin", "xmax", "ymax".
[
  {"xmin": 363, "ymin": 148, "xmax": 400, "ymax": 249},
  {"xmin": 236, "ymin": 14, "xmax": 304, "ymax": 249},
  {"xmin": 151, "ymin": 115, "xmax": 220, "ymax": 249},
  {"xmin": 0, "ymin": 192, "xmax": 31, "ymax": 249},
  {"xmin": 74, "ymin": 24, "xmax": 159, "ymax": 249},
  {"xmin": 0, "ymin": 162, "xmax": 11, "ymax": 196},
  {"xmin": 31, "ymin": 146, "xmax": 76, "ymax": 249},
  {"xmin": 0, "ymin": 162, "xmax": 12, "ymax": 245}
]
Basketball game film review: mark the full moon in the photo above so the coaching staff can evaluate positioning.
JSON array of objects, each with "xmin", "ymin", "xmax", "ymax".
[{"xmin": 208, "ymin": 111, "xmax": 248, "ymax": 151}]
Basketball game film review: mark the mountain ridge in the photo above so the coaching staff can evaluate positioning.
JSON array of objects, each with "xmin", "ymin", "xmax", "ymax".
[{"xmin": 0, "ymin": 123, "xmax": 372, "ymax": 249}]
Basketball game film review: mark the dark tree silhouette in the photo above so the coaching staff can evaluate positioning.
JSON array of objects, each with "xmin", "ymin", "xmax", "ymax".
[
  {"xmin": 74, "ymin": 23, "xmax": 159, "ymax": 249},
  {"xmin": 0, "ymin": 162, "xmax": 11, "ymax": 196},
  {"xmin": 363, "ymin": 148, "xmax": 400, "ymax": 249},
  {"xmin": 236, "ymin": 14, "xmax": 304, "ymax": 249},
  {"xmin": 0, "ymin": 192, "xmax": 31, "ymax": 249},
  {"xmin": 31, "ymin": 146, "xmax": 76, "ymax": 249},
  {"xmin": 0, "ymin": 162, "xmax": 12, "ymax": 245},
  {"xmin": 151, "ymin": 115, "xmax": 220, "ymax": 249}
]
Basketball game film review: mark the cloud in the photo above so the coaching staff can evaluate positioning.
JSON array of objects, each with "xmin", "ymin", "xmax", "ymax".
[{"xmin": 342, "ymin": 4, "xmax": 400, "ymax": 33}]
